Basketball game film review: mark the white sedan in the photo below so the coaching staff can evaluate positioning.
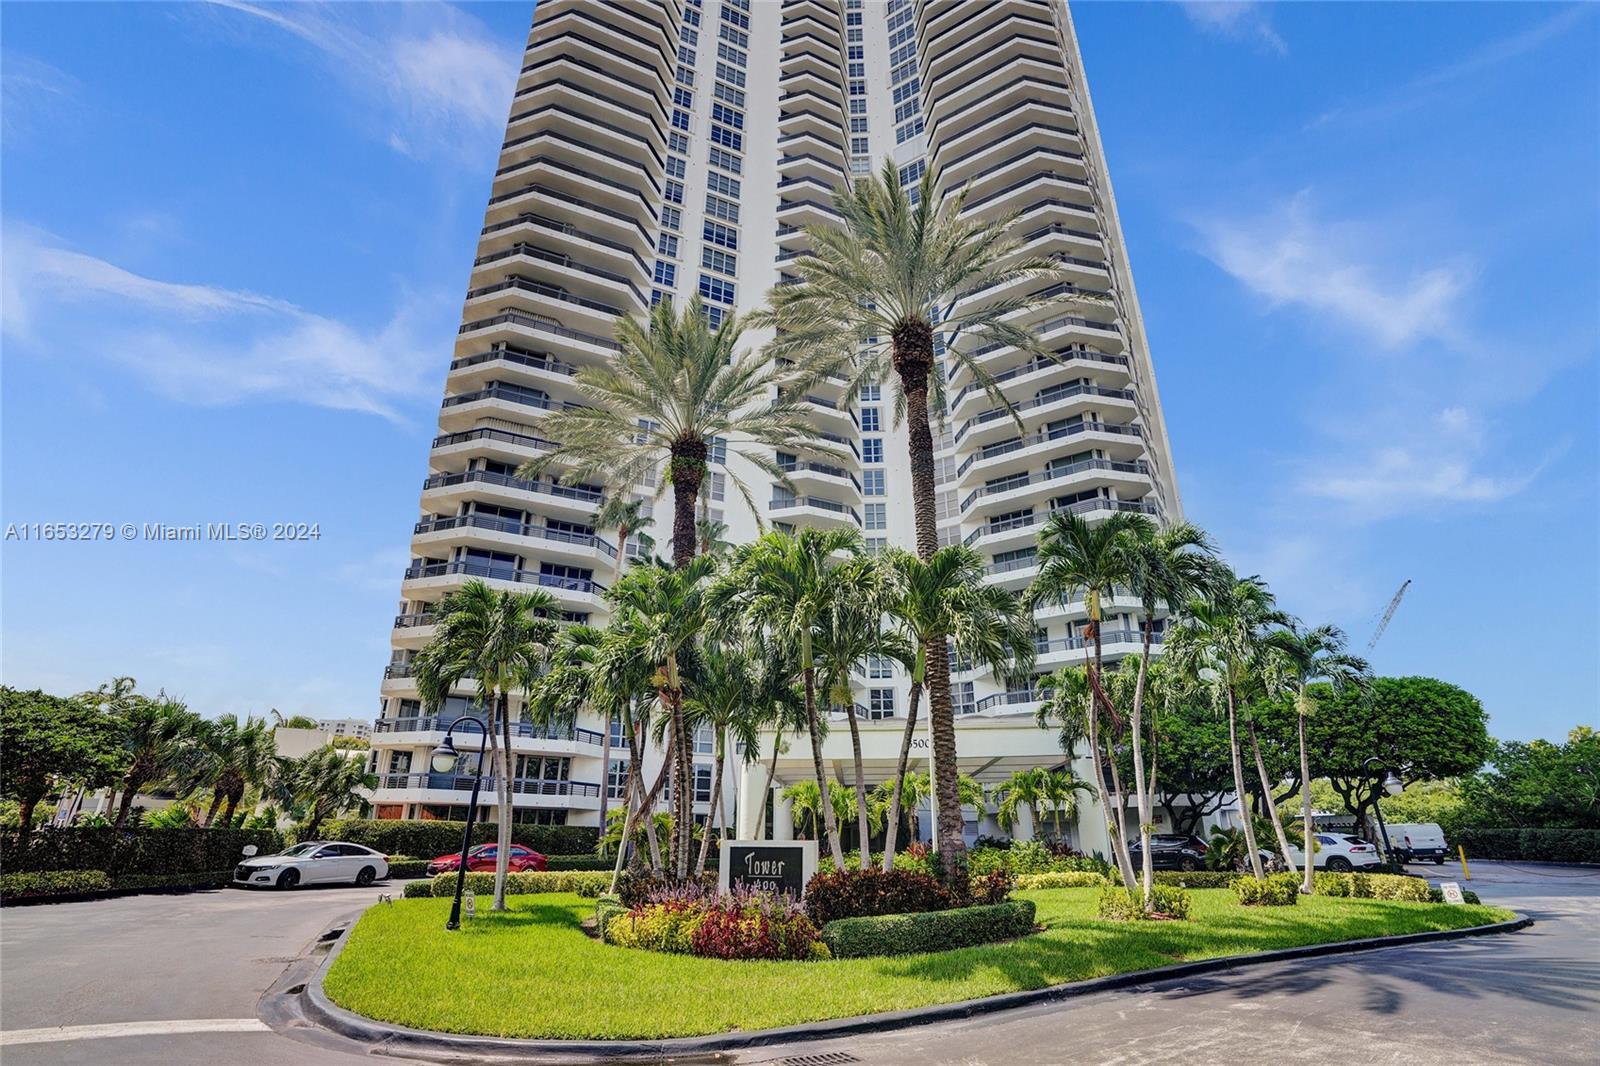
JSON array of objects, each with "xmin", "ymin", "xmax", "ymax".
[
  {"xmin": 1281, "ymin": 832, "xmax": 1383, "ymax": 872},
  {"xmin": 233, "ymin": 842, "xmax": 389, "ymax": 889}
]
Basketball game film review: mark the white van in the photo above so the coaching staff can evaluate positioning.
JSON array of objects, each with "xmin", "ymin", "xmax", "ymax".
[{"xmin": 1388, "ymin": 823, "xmax": 1450, "ymax": 864}]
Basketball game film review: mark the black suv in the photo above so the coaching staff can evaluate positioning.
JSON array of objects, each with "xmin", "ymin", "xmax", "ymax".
[{"xmin": 1126, "ymin": 834, "xmax": 1209, "ymax": 871}]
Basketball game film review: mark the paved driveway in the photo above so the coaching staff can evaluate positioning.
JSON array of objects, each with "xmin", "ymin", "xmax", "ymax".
[{"xmin": 0, "ymin": 863, "xmax": 1593, "ymax": 1065}]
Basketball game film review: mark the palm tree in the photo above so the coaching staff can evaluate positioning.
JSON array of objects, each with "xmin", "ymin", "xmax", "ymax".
[
  {"xmin": 1120, "ymin": 519, "xmax": 1221, "ymax": 903},
  {"xmin": 589, "ymin": 620, "xmax": 665, "ymax": 886},
  {"xmin": 991, "ymin": 768, "xmax": 1047, "ymax": 837},
  {"xmin": 1027, "ymin": 510, "xmax": 1143, "ymax": 887},
  {"xmin": 878, "ymin": 546, "xmax": 1035, "ymax": 869},
  {"xmin": 527, "ymin": 624, "xmax": 607, "ymax": 842},
  {"xmin": 781, "ymin": 779, "xmax": 823, "ymax": 841},
  {"xmin": 1166, "ymin": 573, "xmax": 1287, "ymax": 880},
  {"xmin": 684, "ymin": 639, "xmax": 765, "ymax": 875},
  {"xmin": 605, "ymin": 556, "xmax": 715, "ymax": 878},
  {"xmin": 413, "ymin": 580, "xmax": 557, "ymax": 910},
  {"xmin": 761, "ymin": 161, "xmax": 1073, "ymax": 876},
  {"xmin": 109, "ymin": 695, "xmax": 196, "ymax": 830},
  {"xmin": 1037, "ymin": 767, "xmax": 1088, "ymax": 841},
  {"xmin": 284, "ymin": 747, "xmax": 375, "ymax": 838},
  {"xmin": 1264, "ymin": 622, "xmax": 1370, "ymax": 892},
  {"xmin": 178, "ymin": 714, "xmax": 276, "ymax": 827},
  {"xmin": 517, "ymin": 296, "xmax": 835, "ymax": 566},
  {"xmin": 747, "ymin": 647, "xmax": 807, "ymax": 841},
  {"xmin": 715, "ymin": 528, "xmax": 864, "ymax": 868},
  {"xmin": 593, "ymin": 496, "xmax": 652, "ymax": 571}
]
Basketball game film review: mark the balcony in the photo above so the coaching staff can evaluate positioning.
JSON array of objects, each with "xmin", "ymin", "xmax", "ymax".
[
  {"xmin": 457, "ymin": 310, "xmax": 620, "ymax": 354},
  {"xmin": 955, "ymin": 383, "xmax": 1136, "ymax": 446},
  {"xmin": 464, "ymin": 275, "xmax": 625, "ymax": 322},
  {"xmin": 375, "ymin": 773, "xmax": 602, "ymax": 802},
  {"xmin": 777, "ymin": 458, "xmax": 862, "ymax": 493},
  {"xmin": 963, "ymin": 497, "xmax": 1159, "ymax": 547},
  {"xmin": 439, "ymin": 384, "xmax": 583, "ymax": 421},
  {"xmin": 373, "ymin": 716, "xmax": 604, "ymax": 746},
  {"xmin": 479, "ymin": 210, "xmax": 648, "ymax": 274},
  {"xmin": 421, "ymin": 469, "xmax": 604, "ymax": 515},
  {"xmin": 769, "ymin": 495, "xmax": 862, "ymax": 526},
  {"xmin": 471, "ymin": 244, "xmax": 642, "ymax": 303},
  {"xmin": 431, "ymin": 426, "xmax": 558, "ymax": 463},
  {"xmin": 960, "ymin": 458, "xmax": 1152, "ymax": 513},
  {"xmin": 957, "ymin": 421, "xmax": 1145, "ymax": 480},
  {"xmin": 403, "ymin": 559, "xmax": 607, "ymax": 597},
  {"xmin": 413, "ymin": 513, "xmax": 618, "ymax": 560}
]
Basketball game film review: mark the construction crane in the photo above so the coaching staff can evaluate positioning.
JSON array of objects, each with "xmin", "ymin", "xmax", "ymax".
[{"xmin": 1367, "ymin": 579, "xmax": 1411, "ymax": 652}]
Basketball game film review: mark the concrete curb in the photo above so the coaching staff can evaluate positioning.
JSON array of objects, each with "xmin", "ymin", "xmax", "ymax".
[{"xmin": 289, "ymin": 908, "xmax": 1533, "ymax": 1063}]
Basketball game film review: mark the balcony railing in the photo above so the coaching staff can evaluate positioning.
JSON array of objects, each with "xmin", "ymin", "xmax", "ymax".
[
  {"xmin": 957, "ymin": 421, "xmax": 1144, "ymax": 477},
  {"xmin": 374, "ymin": 717, "xmax": 604, "ymax": 745},
  {"xmin": 472, "ymin": 244, "xmax": 642, "ymax": 301},
  {"xmin": 393, "ymin": 612, "xmax": 436, "ymax": 628},
  {"xmin": 465, "ymin": 276, "xmax": 624, "ymax": 319},
  {"xmin": 960, "ymin": 458, "xmax": 1152, "ymax": 511},
  {"xmin": 377, "ymin": 773, "xmax": 601, "ymax": 798},
  {"xmin": 947, "ymin": 347, "xmax": 1127, "ymax": 394},
  {"xmin": 458, "ymin": 310, "xmax": 621, "ymax": 352},
  {"xmin": 954, "ymin": 384, "xmax": 1136, "ymax": 444},
  {"xmin": 480, "ymin": 210, "xmax": 647, "ymax": 271},
  {"xmin": 963, "ymin": 497, "xmax": 1158, "ymax": 545},
  {"xmin": 403, "ymin": 559, "xmax": 607, "ymax": 595},
  {"xmin": 441, "ymin": 384, "xmax": 584, "ymax": 414},
  {"xmin": 413, "ymin": 514, "xmax": 618, "ymax": 558},
  {"xmin": 769, "ymin": 496, "xmax": 862, "ymax": 524},
  {"xmin": 423, "ymin": 468, "xmax": 604, "ymax": 506},
  {"xmin": 450, "ymin": 345, "xmax": 578, "ymax": 379},
  {"xmin": 431, "ymin": 426, "xmax": 557, "ymax": 454},
  {"xmin": 777, "ymin": 459, "xmax": 862, "ymax": 492}
]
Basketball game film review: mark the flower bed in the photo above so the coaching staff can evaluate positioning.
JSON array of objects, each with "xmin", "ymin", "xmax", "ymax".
[
  {"xmin": 600, "ymin": 884, "xmax": 824, "ymax": 960},
  {"xmin": 803, "ymin": 867, "xmax": 956, "ymax": 926}
]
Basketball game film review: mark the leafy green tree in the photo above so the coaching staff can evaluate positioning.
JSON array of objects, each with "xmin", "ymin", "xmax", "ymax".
[
  {"xmin": 175, "ymin": 714, "xmax": 277, "ymax": 827},
  {"xmin": 1455, "ymin": 726, "xmax": 1597, "ymax": 830},
  {"xmin": 684, "ymin": 638, "xmax": 766, "ymax": 874},
  {"xmin": 106, "ymin": 693, "xmax": 198, "ymax": 830},
  {"xmin": 270, "ymin": 710, "xmax": 320, "ymax": 729},
  {"xmin": 518, "ymin": 296, "xmax": 832, "ymax": 566},
  {"xmin": 413, "ymin": 579, "xmax": 557, "ymax": 909},
  {"xmin": 1306, "ymin": 676, "xmax": 1494, "ymax": 839},
  {"xmin": 281, "ymin": 747, "xmax": 375, "ymax": 838},
  {"xmin": 761, "ymin": 160, "xmax": 1070, "ymax": 877},
  {"xmin": 0, "ymin": 687, "xmax": 123, "ymax": 846},
  {"xmin": 879, "ymin": 545, "xmax": 1034, "ymax": 869}
]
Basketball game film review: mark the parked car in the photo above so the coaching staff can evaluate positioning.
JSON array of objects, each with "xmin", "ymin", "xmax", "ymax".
[
  {"xmin": 1125, "ymin": 833, "xmax": 1210, "ymax": 871},
  {"xmin": 426, "ymin": 843, "xmax": 547, "ymax": 876},
  {"xmin": 234, "ymin": 842, "xmax": 389, "ymax": 889},
  {"xmin": 1281, "ymin": 832, "xmax": 1382, "ymax": 871},
  {"xmin": 1388, "ymin": 822, "xmax": 1451, "ymax": 864}
]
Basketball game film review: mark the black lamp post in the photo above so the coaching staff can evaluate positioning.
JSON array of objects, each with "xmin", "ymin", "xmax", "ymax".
[
  {"xmin": 1362, "ymin": 756, "xmax": 1405, "ymax": 868},
  {"xmin": 431, "ymin": 716, "xmax": 488, "ymax": 931}
]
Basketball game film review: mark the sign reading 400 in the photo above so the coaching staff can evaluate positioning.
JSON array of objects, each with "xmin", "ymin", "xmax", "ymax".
[{"xmin": 718, "ymin": 840, "xmax": 817, "ymax": 899}]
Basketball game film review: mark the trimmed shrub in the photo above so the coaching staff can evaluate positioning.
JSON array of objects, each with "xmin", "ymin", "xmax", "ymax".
[
  {"xmin": 606, "ymin": 899, "xmax": 705, "ymax": 953},
  {"xmin": 804, "ymin": 867, "xmax": 956, "ymax": 926},
  {"xmin": 617, "ymin": 871, "xmax": 716, "ymax": 907},
  {"xmin": 1098, "ymin": 884, "xmax": 1192, "ymax": 921},
  {"xmin": 311, "ymin": 818, "xmax": 596, "ymax": 859},
  {"xmin": 402, "ymin": 879, "xmax": 434, "ymax": 898},
  {"xmin": 545, "ymin": 854, "xmax": 615, "ymax": 872},
  {"xmin": 0, "ymin": 828, "xmax": 284, "ymax": 877},
  {"xmin": 113, "ymin": 870, "xmax": 231, "ymax": 891},
  {"xmin": 1015, "ymin": 871, "xmax": 1111, "ymax": 889},
  {"xmin": 821, "ymin": 900, "xmax": 1037, "ymax": 958},
  {"xmin": 429, "ymin": 870, "xmax": 610, "ymax": 899},
  {"xmin": 1153, "ymin": 870, "xmax": 1242, "ymax": 888},
  {"xmin": 970, "ymin": 867, "xmax": 1015, "ymax": 905},
  {"xmin": 0, "ymin": 869, "xmax": 113, "ymax": 900},
  {"xmin": 1313, "ymin": 871, "xmax": 1431, "ymax": 902},
  {"xmin": 1455, "ymin": 828, "xmax": 1600, "ymax": 864},
  {"xmin": 1234, "ymin": 873, "xmax": 1301, "ymax": 907},
  {"xmin": 593, "ymin": 894, "xmax": 626, "ymax": 937},
  {"xmin": 384, "ymin": 859, "xmax": 430, "ymax": 879},
  {"xmin": 966, "ymin": 843, "xmax": 1112, "ymax": 880}
]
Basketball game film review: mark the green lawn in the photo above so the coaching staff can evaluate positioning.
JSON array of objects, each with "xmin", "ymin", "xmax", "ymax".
[{"xmin": 323, "ymin": 888, "xmax": 1512, "ymax": 1040}]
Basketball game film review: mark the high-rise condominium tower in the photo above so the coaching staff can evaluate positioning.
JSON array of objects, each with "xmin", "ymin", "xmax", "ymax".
[{"xmin": 369, "ymin": 0, "xmax": 1180, "ymax": 839}]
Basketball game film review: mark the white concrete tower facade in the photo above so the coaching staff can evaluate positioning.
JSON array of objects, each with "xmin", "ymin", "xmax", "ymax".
[{"xmin": 371, "ymin": 0, "xmax": 1181, "ymax": 839}]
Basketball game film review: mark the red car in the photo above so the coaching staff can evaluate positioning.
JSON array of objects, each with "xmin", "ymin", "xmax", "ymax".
[{"xmin": 426, "ymin": 843, "xmax": 547, "ymax": 876}]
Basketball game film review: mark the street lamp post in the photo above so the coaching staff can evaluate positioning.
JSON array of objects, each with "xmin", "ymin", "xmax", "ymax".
[
  {"xmin": 1362, "ymin": 756, "xmax": 1405, "ymax": 869},
  {"xmin": 430, "ymin": 716, "xmax": 489, "ymax": 931}
]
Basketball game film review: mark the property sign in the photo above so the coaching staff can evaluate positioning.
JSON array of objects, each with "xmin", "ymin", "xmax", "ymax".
[
  {"xmin": 463, "ymin": 889, "xmax": 476, "ymax": 917},
  {"xmin": 719, "ymin": 840, "xmax": 817, "ymax": 899},
  {"xmin": 1439, "ymin": 881, "xmax": 1464, "ymax": 904}
]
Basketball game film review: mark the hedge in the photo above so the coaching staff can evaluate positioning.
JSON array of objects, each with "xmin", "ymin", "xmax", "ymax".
[
  {"xmin": 385, "ymin": 859, "xmax": 430, "ymax": 879},
  {"xmin": 402, "ymin": 880, "xmax": 434, "ymax": 898},
  {"xmin": 0, "ymin": 828, "xmax": 284, "ymax": 877},
  {"xmin": 821, "ymin": 900, "xmax": 1037, "ymax": 958},
  {"xmin": 804, "ymin": 868, "xmax": 955, "ymax": 926},
  {"xmin": 1234, "ymin": 873, "xmax": 1300, "ymax": 906},
  {"xmin": 0, "ymin": 870, "xmax": 112, "ymax": 900},
  {"xmin": 545, "ymin": 854, "xmax": 618, "ymax": 872},
  {"xmin": 312, "ymin": 818, "xmax": 596, "ymax": 858},
  {"xmin": 1455, "ymin": 828, "xmax": 1600, "ymax": 864},
  {"xmin": 1015, "ymin": 871, "xmax": 1111, "ymax": 889},
  {"xmin": 113, "ymin": 870, "xmax": 233, "ymax": 891},
  {"xmin": 1153, "ymin": 870, "xmax": 1243, "ymax": 888},
  {"xmin": 1313, "ymin": 872, "xmax": 1432, "ymax": 902},
  {"xmin": 421, "ymin": 870, "xmax": 609, "ymax": 898},
  {"xmin": 1098, "ymin": 883, "xmax": 1192, "ymax": 921}
]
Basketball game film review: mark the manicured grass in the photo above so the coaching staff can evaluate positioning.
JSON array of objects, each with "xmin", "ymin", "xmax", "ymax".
[{"xmin": 323, "ymin": 888, "xmax": 1513, "ymax": 1040}]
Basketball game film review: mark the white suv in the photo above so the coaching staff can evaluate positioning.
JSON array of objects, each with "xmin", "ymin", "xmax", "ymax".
[{"xmin": 1282, "ymin": 833, "xmax": 1382, "ymax": 872}]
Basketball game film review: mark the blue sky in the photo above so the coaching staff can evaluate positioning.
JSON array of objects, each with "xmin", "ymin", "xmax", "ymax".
[{"xmin": 2, "ymin": 2, "xmax": 1595, "ymax": 742}]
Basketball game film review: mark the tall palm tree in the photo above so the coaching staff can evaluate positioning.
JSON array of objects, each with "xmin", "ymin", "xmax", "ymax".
[
  {"xmin": 991, "ymin": 768, "xmax": 1047, "ymax": 837},
  {"xmin": 1120, "ymin": 519, "xmax": 1222, "ymax": 904},
  {"xmin": 178, "ymin": 714, "xmax": 275, "ymax": 827},
  {"xmin": 605, "ymin": 556, "xmax": 715, "ymax": 878},
  {"xmin": 1037, "ymin": 767, "xmax": 1088, "ymax": 841},
  {"xmin": 761, "ymin": 161, "xmax": 1073, "ymax": 876},
  {"xmin": 878, "ymin": 546, "xmax": 1035, "ymax": 869},
  {"xmin": 747, "ymin": 646, "xmax": 807, "ymax": 842},
  {"xmin": 283, "ymin": 746, "xmax": 375, "ymax": 838},
  {"xmin": 527, "ymin": 624, "xmax": 607, "ymax": 843},
  {"xmin": 1166, "ymin": 573, "xmax": 1287, "ymax": 880},
  {"xmin": 1264, "ymin": 622, "xmax": 1370, "ymax": 893},
  {"xmin": 589, "ymin": 620, "xmax": 664, "ymax": 887},
  {"xmin": 593, "ymin": 495, "xmax": 652, "ymax": 571},
  {"xmin": 715, "ymin": 528, "xmax": 864, "ymax": 868},
  {"xmin": 517, "ymin": 296, "xmax": 835, "ymax": 566},
  {"xmin": 684, "ymin": 638, "xmax": 765, "ymax": 875},
  {"xmin": 1026, "ymin": 510, "xmax": 1142, "ymax": 887},
  {"xmin": 413, "ymin": 580, "xmax": 557, "ymax": 910},
  {"xmin": 109, "ymin": 695, "xmax": 196, "ymax": 830}
]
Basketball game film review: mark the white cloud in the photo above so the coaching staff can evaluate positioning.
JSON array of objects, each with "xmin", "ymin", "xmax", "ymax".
[
  {"xmin": 2, "ymin": 225, "xmax": 444, "ymax": 422},
  {"xmin": 1195, "ymin": 192, "xmax": 1471, "ymax": 349},
  {"xmin": 1, "ymin": 52, "xmax": 81, "ymax": 140},
  {"xmin": 201, "ymin": 0, "xmax": 517, "ymax": 159},
  {"xmin": 1179, "ymin": 1, "xmax": 1287, "ymax": 55}
]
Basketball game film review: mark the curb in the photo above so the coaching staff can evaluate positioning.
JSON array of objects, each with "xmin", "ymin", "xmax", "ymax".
[{"xmin": 288, "ymin": 909, "xmax": 1533, "ymax": 1063}]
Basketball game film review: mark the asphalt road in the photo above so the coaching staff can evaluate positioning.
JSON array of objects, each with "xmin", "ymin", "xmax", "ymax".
[{"xmin": 0, "ymin": 862, "xmax": 1593, "ymax": 1066}]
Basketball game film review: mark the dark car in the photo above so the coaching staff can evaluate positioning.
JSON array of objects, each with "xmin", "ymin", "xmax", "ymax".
[
  {"xmin": 426, "ymin": 843, "xmax": 547, "ymax": 876},
  {"xmin": 1125, "ymin": 833, "xmax": 1209, "ymax": 871}
]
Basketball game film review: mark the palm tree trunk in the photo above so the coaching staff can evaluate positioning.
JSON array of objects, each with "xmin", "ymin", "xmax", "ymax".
[
  {"xmin": 881, "ymin": 681, "xmax": 923, "ymax": 870},
  {"xmin": 113, "ymin": 775, "xmax": 143, "ymax": 830},
  {"xmin": 893, "ymin": 323, "xmax": 965, "ymax": 879},
  {"xmin": 802, "ymin": 662, "xmax": 846, "ymax": 868},
  {"xmin": 674, "ymin": 690, "xmax": 693, "ymax": 880},
  {"xmin": 1225, "ymin": 684, "xmax": 1266, "ymax": 878},
  {"xmin": 755, "ymin": 731, "xmax": 783, "ymax": 840},
  {"xmin": 668, "ymin": 446, "xmax": 704, "ymax": 566},
  {"xmin": 1299, "ymin": 702, "xmax": 1315, "ymax": 894},
  {"xmin": 493, "ymin": 691, "xmax": 514, "ymax": 910},
  {"xmin": 1248, "ymin": 717, "xmax": 1298, "ymax": 876},
  {"xmin": 1129, "ymin": 624, "xmax": 1156, "ymax": 907},
  {"xmin": 597, "ymin": 713, "xmax": 614, "ymax": 859},
  {"xmin": 223, "ymin": 788, "xmax": 243, "ymax": 827},
  {"xmin": 607, "ymin": 755, "xmax": 639, "ymax": 895},
  {"xmin": 1090, "ymin": 634, "xmax": 1138, "ymax": 890},
  {"xmin": 844, "ymin": 702, "xmax": 872, "ymax": 860},
  {"xmin": 203, "ymin": 789, "xmax": 225, "ymax": 828},
  {"xmin": 696, "ymin": 746, "xmax": 724, "ymax": 875},
  {"xmin": 637, "ymin": 731, "xmax": 671, "ymax": 874}
]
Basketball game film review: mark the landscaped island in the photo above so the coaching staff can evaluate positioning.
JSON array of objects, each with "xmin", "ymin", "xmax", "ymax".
[{"xmin": 322, "ymin": 887, "xmax": 1512, "ymax": 1040}]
